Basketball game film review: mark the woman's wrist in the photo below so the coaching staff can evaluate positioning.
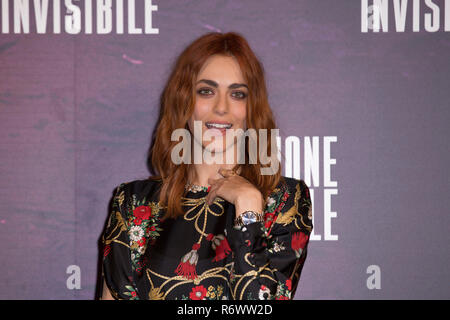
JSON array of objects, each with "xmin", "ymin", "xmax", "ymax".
[{"xmin": 234, "ymin": 189, "xmax": 264, "ymax": 217}]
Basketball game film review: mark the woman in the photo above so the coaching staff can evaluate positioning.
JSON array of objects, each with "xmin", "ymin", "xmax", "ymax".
[{"xmin": 100, "ymin": 32, "xmax": 313, "ymax": 300}]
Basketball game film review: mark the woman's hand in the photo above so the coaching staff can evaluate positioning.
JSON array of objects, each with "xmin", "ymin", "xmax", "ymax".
[{"xmin": 206, "ymin": 168, "xmax": 264, "ymax": 217}]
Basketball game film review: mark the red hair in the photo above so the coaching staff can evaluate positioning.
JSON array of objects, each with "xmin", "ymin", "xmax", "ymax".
[{"xmin": 149, "ymin": 32, "xmax": 282, "ymax": 218}]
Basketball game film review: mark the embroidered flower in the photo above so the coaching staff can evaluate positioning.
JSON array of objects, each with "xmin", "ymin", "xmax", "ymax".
[
  {"xmin": 189, "ymin": 285, "xmax": 207, "ymax": 300},
  {"xmin": 137, "ymin": 237, "xmax": 146, "ymax": 247},
  {"xmin": 133, "ymin": 205, "xmax": 152, "ymax": 225},
  {"xmin": 266, "ymin": 197, "xmax": 275, "ymax": 207},
  {"xmin": 274, "ymin": 279, "xmax": 292, "ymax": 300},
  {"xmin": 210, "ymin": 234, "xmax": 232, "ymax": 262},
  {"xmin": 269, "ymin": 240, "xmax": 285, "ymax": 253},
  {"xmin": 123, "ymin": 285, "xmax": 139, "ymax": 300},
  {"xmin": 217, "ymin": 285, "xmax": 223, "ymax": 297},
  {"xmin": 291, "ymin": 232, "xmax": 309, "ymax": 258},
  {"xmin": 258, "ymin": 285, "xmax": 271, "ymax": 300},
  {"xmin": 286, "ymin": 279, "xmax": 292, "ymax": 291},
  {"xmin": 130, "ymin": 226, "xmax": 144, "ymax": 242},
  {"xmin": 201, "ymin": 285, "xmax": 225, "ymax": 300}
]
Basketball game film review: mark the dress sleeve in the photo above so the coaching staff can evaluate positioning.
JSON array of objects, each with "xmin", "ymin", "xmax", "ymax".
[
  {"xmin": 226, "ymin": 179, "xmax": 313, "ymax": 300},
  {"xmin": 101, "ymin": 183, "xmax": 140, "ymax": 300}
]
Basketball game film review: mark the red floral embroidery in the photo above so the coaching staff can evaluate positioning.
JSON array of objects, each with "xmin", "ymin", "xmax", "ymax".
[
  {"xmin": 133, "ymin": 205, "xmax": 152, "ymax": 225},
  {"xmin": 264, "ymin": 212, "xmax": 275, "ymax": 229},
  {"xmin": 137, "ymin": 238, "xmax": 146, "ymax": 247},
  {"xmin": 264, "ymin": 188, "xmax": 290, "ymax": 236},
  {"xmin": 286, "ymin": 279, "xmax": 292, "ymax": 291},
  {"xmin": 276, "ymin": 295, "xmax": 289, "ymax": 300},
  {"xmin": 123, "ymin": 285, "xmax": 138, "ymax": 300},
  {"xmin": 189, "ymin": 285, "xmax": 207, "ymax": 300},
  {"xmin": 208, "ymin": 234, "xmax": 231, "ymax": 262},
  {"xmin": 291, "ymin": 232, "xmax": 309, "ymax": 258},
  {"xmin": 213, "ymin": 237, "xmax": 231, "ymax": 262}
]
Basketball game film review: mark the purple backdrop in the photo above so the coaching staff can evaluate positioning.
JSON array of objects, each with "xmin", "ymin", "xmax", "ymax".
[{"xmin": 0, "ymin": 0, "xmax": 449, "ymax": 299}]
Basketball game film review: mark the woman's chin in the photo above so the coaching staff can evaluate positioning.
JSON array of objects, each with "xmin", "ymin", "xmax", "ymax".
[
  {"xmin": 203, "ymin": 143, "xmax": 225, "ymax": 154},
  {"xmin": 203, "ymin": 141, "xmax": 236, "ymax": 152}
]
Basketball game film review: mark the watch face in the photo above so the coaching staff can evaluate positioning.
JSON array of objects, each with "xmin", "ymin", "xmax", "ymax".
[{"xmin": 242, "ymin": 212, "xmax": 257, "ymax": 225}]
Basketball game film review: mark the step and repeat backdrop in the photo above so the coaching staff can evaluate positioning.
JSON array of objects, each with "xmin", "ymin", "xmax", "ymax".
[{"xmin": 0, "ymin": 0, "xmax": 449, "ymax": 299}]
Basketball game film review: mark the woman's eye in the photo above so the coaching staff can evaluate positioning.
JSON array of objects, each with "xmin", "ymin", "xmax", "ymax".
[
  {"xmin": 197, "ymin": 88, "xmax": 213, "ymax": 96},
  {"xmin": 232, "ymin": 91, "xmax": 247, "ymax": 99}
]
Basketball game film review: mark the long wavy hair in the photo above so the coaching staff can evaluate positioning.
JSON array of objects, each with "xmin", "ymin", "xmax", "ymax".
[{"xmin": 149, "ymin": 32, "xmax": 282, "ymax": 219}]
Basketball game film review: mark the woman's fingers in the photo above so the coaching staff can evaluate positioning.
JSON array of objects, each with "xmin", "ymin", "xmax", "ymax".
[
  {"xmin": 207, "ymin": 177, "xmax": 221, "ymax": 204},
  {"xmin": 218, "ymin": 168, "xmax": 227, "ymax": 176},
  {"xmin": 206, "ymin": 180, "xmax": 221, "ymax": 205},
  {"xmin": 218, "ymin": 168, "xmax": 237, "ymax": 178},
  {"xmin": 206, "ymin": 168, "xmax": 242, "ymax": 205},
  {"xmin": 206, "ymin": 185, "xmax": 220, "ymax": 205}
]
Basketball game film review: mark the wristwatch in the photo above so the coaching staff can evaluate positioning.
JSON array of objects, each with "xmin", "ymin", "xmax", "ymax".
[{"xmin": 234, "ymin": 211, "xmax": 265, "ymax": 227}]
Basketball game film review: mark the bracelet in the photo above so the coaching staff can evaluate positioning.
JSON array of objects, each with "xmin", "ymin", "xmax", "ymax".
[{"xmin": 234, "ymin": 211, "xmax": 265, "ymax": 227}]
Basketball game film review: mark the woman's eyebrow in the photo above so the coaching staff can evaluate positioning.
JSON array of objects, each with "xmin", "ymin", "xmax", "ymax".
[
  {"xmin": 196, "ymin": 79, "xmax": 248, "ymax": 89},
  {"xmin": 229, "ymin": 83, "xmax": 248, "ymax": 89}
]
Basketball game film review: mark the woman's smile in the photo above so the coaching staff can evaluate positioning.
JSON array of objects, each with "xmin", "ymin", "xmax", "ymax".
[{"xmin": 205, "ymin": 121, "xmax": 233, "ymax": 136}]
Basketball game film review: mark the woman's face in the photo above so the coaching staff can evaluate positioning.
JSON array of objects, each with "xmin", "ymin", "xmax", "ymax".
[{"xmin": 188, "ymin": 54, "xmax": 248, "ymax": 157}]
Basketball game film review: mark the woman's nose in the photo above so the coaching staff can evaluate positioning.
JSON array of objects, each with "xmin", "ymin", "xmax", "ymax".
[{"xmin": 213, "ymin": 93, "xmax": 228, "ymax": 115}]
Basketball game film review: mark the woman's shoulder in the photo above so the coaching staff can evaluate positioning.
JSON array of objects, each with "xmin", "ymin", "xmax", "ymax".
[
  {"xmin": 278, "ymin": 176, "xmax": 310, "ymax": 197},
  {"xmin": 264, "ymin": 176, "xmax": 311, "ymax": 216},
  {"xmin": 112, "ymin": 176, "xmax": 163, "ymax": 202}
]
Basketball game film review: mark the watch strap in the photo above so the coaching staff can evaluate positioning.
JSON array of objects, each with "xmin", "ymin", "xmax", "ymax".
[{"xmin": 234, "ymin": 211, "xmax": 264, "ymax": 226}]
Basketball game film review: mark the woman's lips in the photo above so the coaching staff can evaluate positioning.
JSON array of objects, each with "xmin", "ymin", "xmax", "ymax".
[
  {"xmin": 205, "ymin": 122, "xmax": 233, "ymax": 129},
  {"xmin": 205, "ymin": 122, "xmax": 232, "ymax": 136}
]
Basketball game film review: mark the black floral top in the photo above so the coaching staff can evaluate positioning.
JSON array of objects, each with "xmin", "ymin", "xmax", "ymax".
[{"xmin": 100, "ymin": 176, "xmax": 313, "ymax": 300}]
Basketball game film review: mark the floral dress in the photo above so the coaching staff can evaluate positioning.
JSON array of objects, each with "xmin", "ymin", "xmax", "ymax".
[{"xmin": 101, "ymin": 176, "xmax": 313, "ymax": 300}]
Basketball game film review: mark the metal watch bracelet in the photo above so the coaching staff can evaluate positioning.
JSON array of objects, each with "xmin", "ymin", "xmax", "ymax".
[{"xmin": 234, "ymin": 210, "xmax": 265, "ymax": 227}]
